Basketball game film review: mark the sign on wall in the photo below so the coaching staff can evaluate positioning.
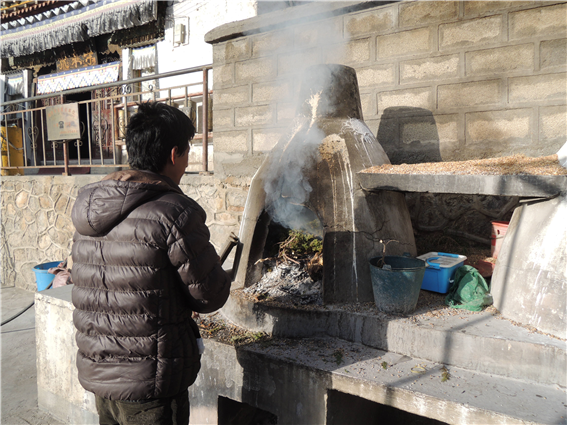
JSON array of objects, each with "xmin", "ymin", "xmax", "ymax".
[
  {"xmin": 57, "ymin": 50, "xmax": 98, "ymax": 72},
  {"xmin": 46, "ymin": 103, "xmax": 81, "ymax": 141}
]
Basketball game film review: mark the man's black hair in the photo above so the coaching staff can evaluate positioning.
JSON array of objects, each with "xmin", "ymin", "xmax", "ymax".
[{"xmin": 126, "ymin": 102, "xmax": 195, "ymax": 173}]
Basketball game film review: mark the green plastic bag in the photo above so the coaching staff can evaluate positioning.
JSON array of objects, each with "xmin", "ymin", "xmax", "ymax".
[{"xmin": 445, "ymin": 265, "xmax": 493, "ymax": 311}]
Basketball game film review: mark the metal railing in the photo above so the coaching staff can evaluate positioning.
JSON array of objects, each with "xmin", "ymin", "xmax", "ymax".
[{"xmin": 1, "ymin": 65, "xmax": 212, "ymax": 176}]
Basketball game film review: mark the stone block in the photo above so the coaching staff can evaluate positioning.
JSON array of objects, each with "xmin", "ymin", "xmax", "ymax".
[
  {"xmin": 54, "ymin": 215, "xmax": 74, "ymax": 234},
  {"xmin": 435, "ymin": 114, "xmax": 460, "ymax": 154},
  {"xmin": 13, "ymin": 248, "xmax": 27, "ymax": 262},
  {"xmin": 252, "ymin": 30, "xmax": 289, "ymax": 58},
  {"xmin": 198, "ymin": 184, "xmax": 217, "ymax": 199},
  {"xmin": 31, "ymin": 180, "xmax": 43, "ymax": 196},
  {"xmin": 294, "ymin": 16, "xmax": 344, "ymax": 48},
  {"xmin": 214, "ymin": 212, "xmax": 238, "ymax": 225},
  {"xmin": 39, "ymin": 195, "xmax": 52, "ymax": 209},
  {"xmin": 400, "ymin": 54, "xmax": 460, "ymax": 84},
  {"xmin": 213, "ymin": 39, "xmax": 251, "ymax": 64},
  {"xmin": 235, "ymin": 58, "xmax": 276, "ymax": 84},
  {"xmin": 28, "ymin": 196, "xmax": 40, "ymax": 213},
  {"xmin": 252, "ymin": 128, "xmax": 284, "ymax": 152},
  {"xmin": 466, "ymin": 109, "xmax": 532, "ymax": 146},
  {"xmin": 49, "ymin": 184, "xmax": 63, "ymax": 199},
  {"xmin": 360, "ymin": 92, "xmax": 376, "ymax": 118},
  {"xmin": 277, "ymin": 103, "xmax": 296, "ymax": 123},
  {"xmin": 509, "ymin": 72, "xmax": 567, "ymax": 102},
  {"xmin": 377, "ymin": 28, "xmax": 432, "ymax": 58},
  {"xmin": 278, "ymin": 48, "xmax": 324, "ymax": 76},
  {"xmin": 227, "ymin": 190, "xmax": 248, "ymax": 211},
  {"xmin": 2, "ymin": 180, "xmax": 14, "ymax": 191},
  {"xmin": 326, "ymin": 38, "xmax": 370, "ymax": 65},
  {"xmin": 466, "ymin": 44, "xmax": 534, "ymax": 76},
  {"xmin": 540, "ymin": 38, "xmax": 567, "ymax": 69},
  {"xmin": 22, "ymin": 208, "xmax": 35, "ymax": 224},
  {"xmin": 7, "ymin": 230, "xmax": 23, "ymax": 249},
  {"xmin": 510, "ymin": 3, "xmax": 567, "ymax": 40},
  {"xmin": 213, "ymin": 64, "xmax": 234, "ymax": 88},
  {"xmin": 378, "ymin": 87, "xmax": 434, "ymax": 116},
  {"xmin": 212, "ymin": 108, "xmax": 234, "ymax": 129},
  {"xmin": 36, "ymin": 209, "xmax": 48, "ymax": 230},
  {"xmin": 214, "ymin": 130, "xmax": 248, "ymax": 153},
  {"xmin": 214, "ymin": 86, "xmax": 250, "ymax": 108},
  {"xmin": 38, "ymin": 233, "xmax": 51, "ymax": 250},
  {"xmin": 213, "ymin": 195, "xmax": 225, "ymax": 211},
  {"xmin": 399, "ymin": 1, "xmax": 458, "ymax": 28},
  {"xmin": 21, "ymin": 222, "xmax": 38, "ymax": 246},
  {"xmin": 464, "ymin": 1, "xmax": 534, "ymax": 18},
  {"xmin": 539, "ymin": 105, "xmax": 567, "ymax": 142},
  {"xmin": 235, "ymin": 105, "xmax": 274, "ymax": 127},
  {"xmin": 438, "ymin": 80, "xmax": 502, "ymax": 109},
  {"xmin": 15, "ymin": 191, "xmax": 29, "ymax": 208},
  {"xmin": 345, "ymin": 8, "xmax": 395, "ymax": 37},
  {"xmin": 440, "ymin": 16, "xmax": 502, "ymax": 50},
  {"xmin": 54, "ymin": 195, "xmax": 69, "ymax": 213},
  {"xmin": 252, "ymin": 80, "xmax": 294, "ymax": 103},
  {"xmin": 356, "ymin": 65, "xmax": 395, "ymax": 88},
  {"xmin": 47, "ymin": 210, "xmax": 56, "ymax": 225},
  {"xmin": 377, "ymin": 111, "xmax": 457, "ymax": 163},
  {"xmin": 227, "ymin": 205, "xmax": 244, "ymax": 213}
]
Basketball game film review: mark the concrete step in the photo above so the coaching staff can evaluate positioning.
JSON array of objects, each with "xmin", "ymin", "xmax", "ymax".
[
  {"xmin": 221, "ymin": 291, "xmax": 567, "ymax": 387},
  {"xmin": 192, "ymin": 336, "xmax": 567, "ymax": 425}
]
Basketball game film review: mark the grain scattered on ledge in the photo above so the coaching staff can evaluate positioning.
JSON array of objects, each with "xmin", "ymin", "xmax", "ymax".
[{"xmin": 362, "ymin": 154, "xmax": 567, "ymax": 176}]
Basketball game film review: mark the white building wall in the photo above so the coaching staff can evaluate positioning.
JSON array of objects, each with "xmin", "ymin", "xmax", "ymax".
[{"xmin": 157, "ymin": 0, "xmax": 258, "ymax": 92}]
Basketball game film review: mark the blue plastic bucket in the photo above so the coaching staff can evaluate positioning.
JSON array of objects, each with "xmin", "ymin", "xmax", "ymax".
[
  {"xmin": 32, "ymin": 261, "xmax": 61, "ymax": 291},
  {"xmin": 369, "ymin": 256, "xmax": 426, "ymax": 315}
]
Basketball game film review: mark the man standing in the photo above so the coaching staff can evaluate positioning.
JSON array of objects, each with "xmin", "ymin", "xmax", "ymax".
[{"xmin": 71, "ymin": 102, "xmax": 230, "ymax": 424}]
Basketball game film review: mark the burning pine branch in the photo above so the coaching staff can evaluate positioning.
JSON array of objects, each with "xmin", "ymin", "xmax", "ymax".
[{"xmin": 257, "ymin": 230, "xmax": 323, "ymax": 281}]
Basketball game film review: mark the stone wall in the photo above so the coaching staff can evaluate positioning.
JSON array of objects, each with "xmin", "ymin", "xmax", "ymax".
[
  {"xmin": 1, "ymin": 174, "xmax": 248, "ymax": 290},
  {"xmin": 1, "ymin": 176, "xmax": 94, "ymax": 291},
  {"xmin": 206, "ymin": 1, "xmax": 567, "ymax": 177}
]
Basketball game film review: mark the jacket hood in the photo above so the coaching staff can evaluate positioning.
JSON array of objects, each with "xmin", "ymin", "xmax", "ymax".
[{"xmin": 72, "ymin": 170, "xmax": 184, "ymax": 237}]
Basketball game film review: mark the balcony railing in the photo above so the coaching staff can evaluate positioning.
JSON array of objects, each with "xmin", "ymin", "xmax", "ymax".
[{"xmin": 1, "ymin": 65, "xmax": 212, "ymax": 176}]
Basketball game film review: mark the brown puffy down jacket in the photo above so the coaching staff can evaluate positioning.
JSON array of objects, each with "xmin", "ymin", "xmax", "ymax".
[{"xmin": 71, "ymin": 170, "xmax": 230, "ymax": 401}]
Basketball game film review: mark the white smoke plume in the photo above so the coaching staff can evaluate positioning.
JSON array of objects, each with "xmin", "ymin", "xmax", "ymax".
[{"xmin": 258, "ymin": 3, "xmax": 352, "ymax": 235}]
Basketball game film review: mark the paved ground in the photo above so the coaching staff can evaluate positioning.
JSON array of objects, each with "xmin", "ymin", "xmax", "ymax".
[{"xmin": 1, "ymin": 286, "xmax": 65, "ymax": 425}]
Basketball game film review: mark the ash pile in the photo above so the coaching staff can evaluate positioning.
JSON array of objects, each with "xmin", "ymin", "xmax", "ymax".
[{"xmin": 243, "ymin": 229, "xmax": 323, "ymax": 306}]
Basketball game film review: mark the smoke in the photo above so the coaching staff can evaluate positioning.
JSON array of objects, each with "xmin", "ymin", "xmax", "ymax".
[
  {"xmin": 258, "ymin": 2, "xmax": 351, "ymax": 236},
  {"xmin": 264, "ymin": 120, "xmax": 325, "ymax": 237}
]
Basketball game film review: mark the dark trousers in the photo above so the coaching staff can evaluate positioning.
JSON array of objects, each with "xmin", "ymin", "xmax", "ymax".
[{"xmin": 95, "ymin": 390, "xmax": 189, "ymax": 425}]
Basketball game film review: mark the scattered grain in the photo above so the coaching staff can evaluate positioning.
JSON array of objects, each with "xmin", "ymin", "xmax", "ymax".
[{"xmin": 362, "ymin": 154, "xmax": 566, "ymax": 176}]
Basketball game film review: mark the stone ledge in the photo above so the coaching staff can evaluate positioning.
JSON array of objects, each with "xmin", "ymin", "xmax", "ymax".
[
  {"xmin": 357, "ymin": 172, "xmax": 566, "ymax": 197},
  {"xmin": 204, "ymin": 1, "xmax": 386, "ymax": 44},
  {"xmin": 220, "ymin": 294, "xmax": 566, "ymax": 387},
  {"xmin": 191, "ymin": 336, "xmax": 566, "ymax": 424}
]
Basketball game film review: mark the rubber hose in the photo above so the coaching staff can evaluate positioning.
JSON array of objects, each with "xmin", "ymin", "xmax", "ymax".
[{"xmin": 1, "ymin": 283, "xmax": 52, "ymax": 326}]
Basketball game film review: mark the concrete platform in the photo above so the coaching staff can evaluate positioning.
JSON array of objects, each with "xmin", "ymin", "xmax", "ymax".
[
  {"xmin": 191, "ymin": 335, "xmax": 567, "ymax": 425},
  {"xmin": 357, "ymin": 172, "xmax": 566, "ymax": 198},
  {"xmin": 29, "ymin": 285, "xmax": 567, "ymax": 424},
  {"xmin": 221, "ymin": 293, "xmax": 567, "ymax": 388}
]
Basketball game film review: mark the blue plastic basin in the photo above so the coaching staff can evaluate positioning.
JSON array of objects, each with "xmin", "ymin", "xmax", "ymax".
[{"xmin": 33, "ymin": 261, "xmax": 61, "ymax": 291}]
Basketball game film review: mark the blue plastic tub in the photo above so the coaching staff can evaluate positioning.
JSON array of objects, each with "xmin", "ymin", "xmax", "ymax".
[
  {"xmin": 417, "ymin": 252, "xmax": 467, "ymax": 293},
  {"xmin": 369, "ymin": 256, "xmax": 426, "ymax": 315},
  {"xmin": 32, "ymin": 261, "xmax": 61, "ymax": 291}
]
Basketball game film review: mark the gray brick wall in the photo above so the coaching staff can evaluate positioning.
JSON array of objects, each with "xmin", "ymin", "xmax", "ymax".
[{"xmin": 207, "ymin": 1, "xmax": 567, "ymax": 173}]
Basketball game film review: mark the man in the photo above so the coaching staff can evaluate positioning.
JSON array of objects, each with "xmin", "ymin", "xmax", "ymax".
[{"xmin": 71, "ymin": 102, "xmax": 230, "ymax": 425}]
